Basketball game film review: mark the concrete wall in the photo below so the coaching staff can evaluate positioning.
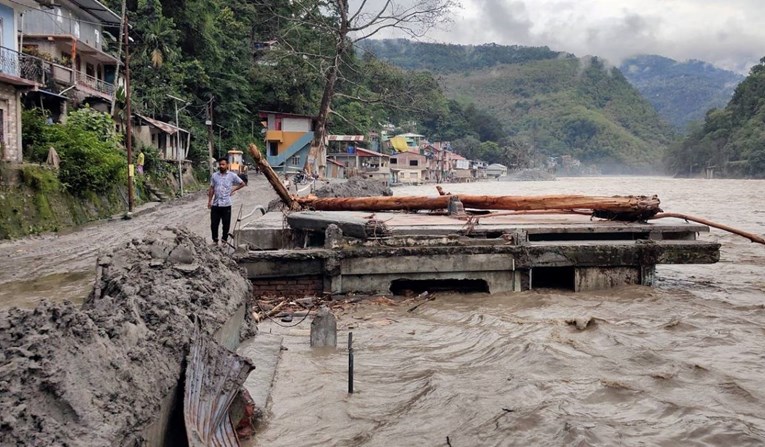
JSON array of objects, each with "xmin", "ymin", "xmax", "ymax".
[{"xmin": 0, "ymin": 82, "xmax": 22, "ymax": 162}]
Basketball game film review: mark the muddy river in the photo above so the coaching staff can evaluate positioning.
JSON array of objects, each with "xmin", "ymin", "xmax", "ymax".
[{"xmin": 253, "ymin": 177, "xmax": 765, "ymax": 446}]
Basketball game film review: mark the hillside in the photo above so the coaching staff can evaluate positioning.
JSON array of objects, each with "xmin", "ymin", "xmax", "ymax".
[
  {"xmin": 363, "ymin": 40, "xmax": 675, "ymax": 171},
  {"xmin": 620, "ymin": 55, "xmax": 744, "ymax": 131},
  {"xmin": 667, "ymin": 58, "xmax": 765, "ymax": 178}
]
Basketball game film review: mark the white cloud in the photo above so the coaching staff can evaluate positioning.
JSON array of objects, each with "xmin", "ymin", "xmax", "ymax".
[{"xmin": 408, "ymin": 0, "xmax": 765, "ymax": 72}]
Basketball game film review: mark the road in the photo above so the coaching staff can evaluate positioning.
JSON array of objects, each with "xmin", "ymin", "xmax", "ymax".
[{"xmin": 0, "ymin": 176, "xmax": 277, "ymax": 309}]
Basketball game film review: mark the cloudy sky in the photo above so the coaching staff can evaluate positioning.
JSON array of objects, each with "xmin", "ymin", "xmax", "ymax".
[{"xmin": 385, "ymin": 0, "xmax": 764, "ymax": 73}]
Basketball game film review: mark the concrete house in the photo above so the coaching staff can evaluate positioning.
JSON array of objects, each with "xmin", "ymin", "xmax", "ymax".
[
  {"xmin": 390, "ymin": 151, "xmax": 427, "ymax": 185},
  {"xmin": 133, "ymin": 114, "xmax": 190, "ymax": 162},
  {"xmin": 328, "ymin": 146, "xmax": 390, "ymax": 183},
  {"xmin": 19, "ymin": 0, "xmax": 121, "ymax": 115},
  {"xmin": 260, "ymin": 111, "xmax": 317, "ymax": 174},
  {"xmin": 0, "ymin": 0, "xmax": 38, "ymax": 162}
]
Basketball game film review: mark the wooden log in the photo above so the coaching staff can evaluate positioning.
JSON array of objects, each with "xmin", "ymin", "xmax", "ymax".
[
  {"xmin": 295, "ymin": 194, "xmax": 662, "ymax": 220},
  {"xmin": 296, "ymin": 195, "xmax": 452, "ymax": 211},
  {"xmin": 248, "ymin": 143, "xmax": 296, "ymax": 209}
]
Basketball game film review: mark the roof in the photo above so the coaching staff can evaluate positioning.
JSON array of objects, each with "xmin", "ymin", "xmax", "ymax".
[
  {"xmin": 487, "ymin": 163, "xmax": 508, "ymax": 170},
  {"xmin": 396, "ymin": 133, "xmax": 425, "ymax": 138},
  {"xmin": 258, "ymin": 110, "xmax": 316, "ymax": 120},
  {"xmin": 135, "ymin": 114, "xmax": 189, "ymax": 135},
  {"xmin": 69, "ymin": 0, "xmax": 122, "ymax": 25},
  {"xmin": 328, "ymin": 159, "xmax": 345, "ymax": 167},
  {"xmin": 356, "ymin": 147, "xmax": 390, "ymax": 158},
  {"xmin": 327, "ymin": 135, "xmax": 365, "ymax": 142}
]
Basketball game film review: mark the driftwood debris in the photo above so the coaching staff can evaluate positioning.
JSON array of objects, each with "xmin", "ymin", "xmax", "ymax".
[{"xmin": 650, "ymin": 212, "xmax": 765, "ymax": 245}]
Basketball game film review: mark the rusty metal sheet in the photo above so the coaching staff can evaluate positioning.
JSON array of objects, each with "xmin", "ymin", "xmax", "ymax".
[{"xmin": 184, "ymin": 325, "xmax": 254, "ymax": 447}]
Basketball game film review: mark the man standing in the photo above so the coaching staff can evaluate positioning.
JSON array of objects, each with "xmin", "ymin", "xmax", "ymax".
[
  {"xmin": 136, "ymin": 149, "xmax": 145, "ymax": 175},
  {"xmin": 208, "ymin": 157, "xmax": 246, "ymax": 246}
]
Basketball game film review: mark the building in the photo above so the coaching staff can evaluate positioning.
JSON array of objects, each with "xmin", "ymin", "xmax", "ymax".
[
  {"xmin": 328, "ymin": 146, "xmax": 390, "ymax": 183},
  {"xmin": 0, "ymin": 0, "xmax": 39, "ymax": 162},
  {"xmin": 133, "ymin": 114, "xmax": 190, "ymax": 162},
  {"xmin": 326, "ymin": 158, "xmax": 346, "ymax": 179},
  {"xmin": 20, "ymin": 0, "xmax": 121, "ymax": 113},
  {"xmin": 260, "ymin": 111, "xmax": 317, "ymax": 174},
  {"xmin": 486, "ymin": 163, "xmax": 508, "ymax": 178},
  {"xmin": 390, "ymin": 151, "xmax": 427, "ymax": 185}
]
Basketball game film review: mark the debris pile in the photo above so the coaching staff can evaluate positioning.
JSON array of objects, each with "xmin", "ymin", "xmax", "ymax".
[
  {"xmin": 314, "ymin": 177, "xmax": 393, "ymax": 198},
  {"xmin": 0, "ymin": 227, "xmax": 254, "ymax": 446}
]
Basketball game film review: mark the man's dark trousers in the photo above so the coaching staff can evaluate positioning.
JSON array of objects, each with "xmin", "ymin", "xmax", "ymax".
[{"xmin": 210, "ymin": 205, "xmax": 232, "ymax": 243}]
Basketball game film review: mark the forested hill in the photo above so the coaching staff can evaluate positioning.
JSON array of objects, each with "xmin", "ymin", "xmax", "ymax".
[
  {"xmin": 666, "ymin": 58, "xmax": 765, "ymax": 178},
  {"xmin": 359, "ymin": 39, "xmax": 568, "ymax": 72},
  {"xmin": 620, "ymin": 55, "xmax": 744, "ymax": 131},
  {"xmin": 363, "ymin": 39, "xmax": 675, "ymax": 171}
]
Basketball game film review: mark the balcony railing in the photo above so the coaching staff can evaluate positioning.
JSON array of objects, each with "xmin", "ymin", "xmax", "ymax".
[{"xmin": 0, "ymin": 46, "xmax": 114, "ymax": 97}]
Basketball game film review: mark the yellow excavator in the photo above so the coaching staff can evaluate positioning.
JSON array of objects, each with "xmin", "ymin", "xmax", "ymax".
[{"xmin": 227, "ymin": 149, "xmax": 249, "ymax": 184}]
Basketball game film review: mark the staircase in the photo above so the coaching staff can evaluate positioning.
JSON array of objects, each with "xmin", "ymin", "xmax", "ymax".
[
  {"xmin": 144, "ymin": 182, "xmax": 171, "ymax": 202},
  {"xmin": 267, "ymin": 132, "xmax": 315, "ymax": 168}
]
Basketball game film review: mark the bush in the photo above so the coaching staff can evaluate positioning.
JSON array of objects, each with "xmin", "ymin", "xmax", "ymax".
[
  {"xmin": 21, "ymin": 108, "xmax": 51, "ymax": 162},
  {"xmin": 23, "ymin": 106, "xmax": 127, "ymax": 194}
]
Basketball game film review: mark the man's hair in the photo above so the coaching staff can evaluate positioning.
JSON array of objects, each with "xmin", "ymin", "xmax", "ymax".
[{"xmin": 218, "ymin": 157, "xmax": 228, "ymax": 163}]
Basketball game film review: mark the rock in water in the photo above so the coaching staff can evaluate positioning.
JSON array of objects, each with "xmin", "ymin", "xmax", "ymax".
[{"xmin": 310, "ymin": 306, "xmax": 337, "ymax": 347}]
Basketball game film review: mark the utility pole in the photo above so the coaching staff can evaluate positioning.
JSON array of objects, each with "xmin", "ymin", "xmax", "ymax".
[
  {"xmin": 123, "ymin": 15, "xmax": 134, "ymax": 214},
  {"xmin": 206, "ymin": 97, "xmax": 214, "ymax": 174},
  {"xmin": 168, "ymin": 94, "xmax": 189, "ymax": 196}
]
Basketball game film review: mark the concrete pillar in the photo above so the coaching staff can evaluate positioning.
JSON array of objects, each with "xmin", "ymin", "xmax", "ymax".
[{"xmin": 310, "ymin": 306, "xmax": 337, "ymax": 348}]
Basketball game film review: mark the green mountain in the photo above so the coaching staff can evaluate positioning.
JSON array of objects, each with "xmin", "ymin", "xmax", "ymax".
[
  {"xmin": 667, "ymin": 58, "xmax": 765, "ymax": 178},
  {"xmin": 362, "ymin": 39, "xmax": 675, "ymax": 172},
  {"xmin": 620, "ymin": 55, "xmax": 744, "ymax": 131}
]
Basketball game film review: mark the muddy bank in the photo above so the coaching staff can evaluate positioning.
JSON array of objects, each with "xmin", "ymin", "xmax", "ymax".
[
  {"xmin": 314, "ymin": 177, "xmax": 393, "ymax": 198},
  {"xmin": 500, "ymin": 169, "xmax": 556, "ymax": 181},
  {"xmin": 0, "ymin": 227, "xmax": 254, "ymax": 446}
]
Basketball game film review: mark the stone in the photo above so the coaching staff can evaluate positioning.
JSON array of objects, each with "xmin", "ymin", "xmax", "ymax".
[
  {"xmin": 325, "ymin": 224, "xmax": 343, "ymax": 249},
  {"xmin": 310, "ymin": 306, "xmax": 337, "ymax": 348}
]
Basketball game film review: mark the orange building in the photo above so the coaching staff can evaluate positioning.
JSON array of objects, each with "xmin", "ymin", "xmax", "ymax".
[{"xmin": 260, "ymin": 111, "xmax": 317, "ymax": 173}]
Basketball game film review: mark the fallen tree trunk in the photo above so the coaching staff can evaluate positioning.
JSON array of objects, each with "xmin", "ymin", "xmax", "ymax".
[
  {"xmin": 295, "ymin": 194, "xmax": 662, "ymax": 220},
  {"xmin": 247, "ymin": 143, "xmax": 296, "ymax": 209}
]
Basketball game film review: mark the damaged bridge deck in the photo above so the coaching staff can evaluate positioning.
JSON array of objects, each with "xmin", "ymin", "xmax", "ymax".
[{"xmin": 235, "ymin": 211, "xmax": 719, "ymax": 295}]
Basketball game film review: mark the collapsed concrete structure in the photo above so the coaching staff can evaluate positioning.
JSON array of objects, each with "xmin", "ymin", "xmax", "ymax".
[
  {"xmin": 0, "ymin": 228, "xmax": 256, "ymax": 446},
  {"xmin": 235, "ymin": 211, "xmax": 720, "ymax": 297}
]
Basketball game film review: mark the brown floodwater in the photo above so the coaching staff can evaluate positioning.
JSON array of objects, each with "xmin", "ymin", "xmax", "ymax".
[{"xmin": 251, "ymin": 177, "xmax": 765, "ymax": 446}]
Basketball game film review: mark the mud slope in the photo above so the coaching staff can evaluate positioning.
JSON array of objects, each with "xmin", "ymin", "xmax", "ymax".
[{"xmin": 0, "ymin": 227, "xmax": 254, "ymax": 446}]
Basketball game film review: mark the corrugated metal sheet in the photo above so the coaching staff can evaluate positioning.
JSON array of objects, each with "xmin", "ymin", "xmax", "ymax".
[
  {"xmin": 136, "ymin": 114, "xmax": 189, "ymax": 136},
  {"xmin": 184, "ymin": 325, "xmax": 254, "ymax": 447},
  {"xmin": 328, "ymin": 135, "xmax": 364, "ymax": 142}
]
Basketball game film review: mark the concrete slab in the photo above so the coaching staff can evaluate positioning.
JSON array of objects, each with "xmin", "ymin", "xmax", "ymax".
[{"xmin": 237, "ymin": 334, "xmax": 283, "ymax": 412}]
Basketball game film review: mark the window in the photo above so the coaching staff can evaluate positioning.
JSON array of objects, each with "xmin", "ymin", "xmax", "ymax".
[
  {"xmin": 86, "ymin": 63, "xmax": 95, "ymax": 78},
  {"xmin": 268, "ymin": 142, "xmax": 278, "ymax": 156},
  {"xmin": 74, "ymin": 21, "xmax": 80, "ymax": 38},
  {"xmin": 55, "ymin": 8, "xmax": 63, "ymax": 23},
  {"xmin": 409, "ymin": 160, "xmax": 419, "ymax": 167},
  {"xmin": 289, "ymin": 155, "xmax": 301, "ymax": 166},
  {"xmin": 94, "ymin": 30, "xmax": 101, "ymax": 46},
  {"xmin": 390, "ymin": 158, "xmax": 397, "ymax": 164}
]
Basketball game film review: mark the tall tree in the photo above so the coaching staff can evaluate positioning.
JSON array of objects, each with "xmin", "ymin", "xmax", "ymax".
[{"xmin": 254, "ymin": 0, "xmax": 456, "ymax": 174}]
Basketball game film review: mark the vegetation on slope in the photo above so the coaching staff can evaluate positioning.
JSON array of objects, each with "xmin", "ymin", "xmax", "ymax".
[
  {"xmin": 667, "ymin": 58, "xmax": 765, "ymax": 178},
  {"xmin": 620, "ymin": 55, "xmax": 744, "ymax": 131},
  {"xmin": 364, "ymin": 39, "xmax": 675, "ymax": 171}
]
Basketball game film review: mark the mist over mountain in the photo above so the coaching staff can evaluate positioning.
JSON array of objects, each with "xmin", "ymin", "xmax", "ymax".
[{"xmin": 620, "ymin": 55, "xmax": 745, "ymax": 131}]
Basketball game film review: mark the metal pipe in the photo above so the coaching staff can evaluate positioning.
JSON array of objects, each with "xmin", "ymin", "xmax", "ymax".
[{"xmin": 348, "ymin": 332, "xmax": 354, "ymax": 394}]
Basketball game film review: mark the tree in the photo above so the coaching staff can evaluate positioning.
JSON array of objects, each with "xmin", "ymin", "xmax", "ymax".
[{"xmin": 254, "ymin": 0, "xmax": 456, "ymax": 174}]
